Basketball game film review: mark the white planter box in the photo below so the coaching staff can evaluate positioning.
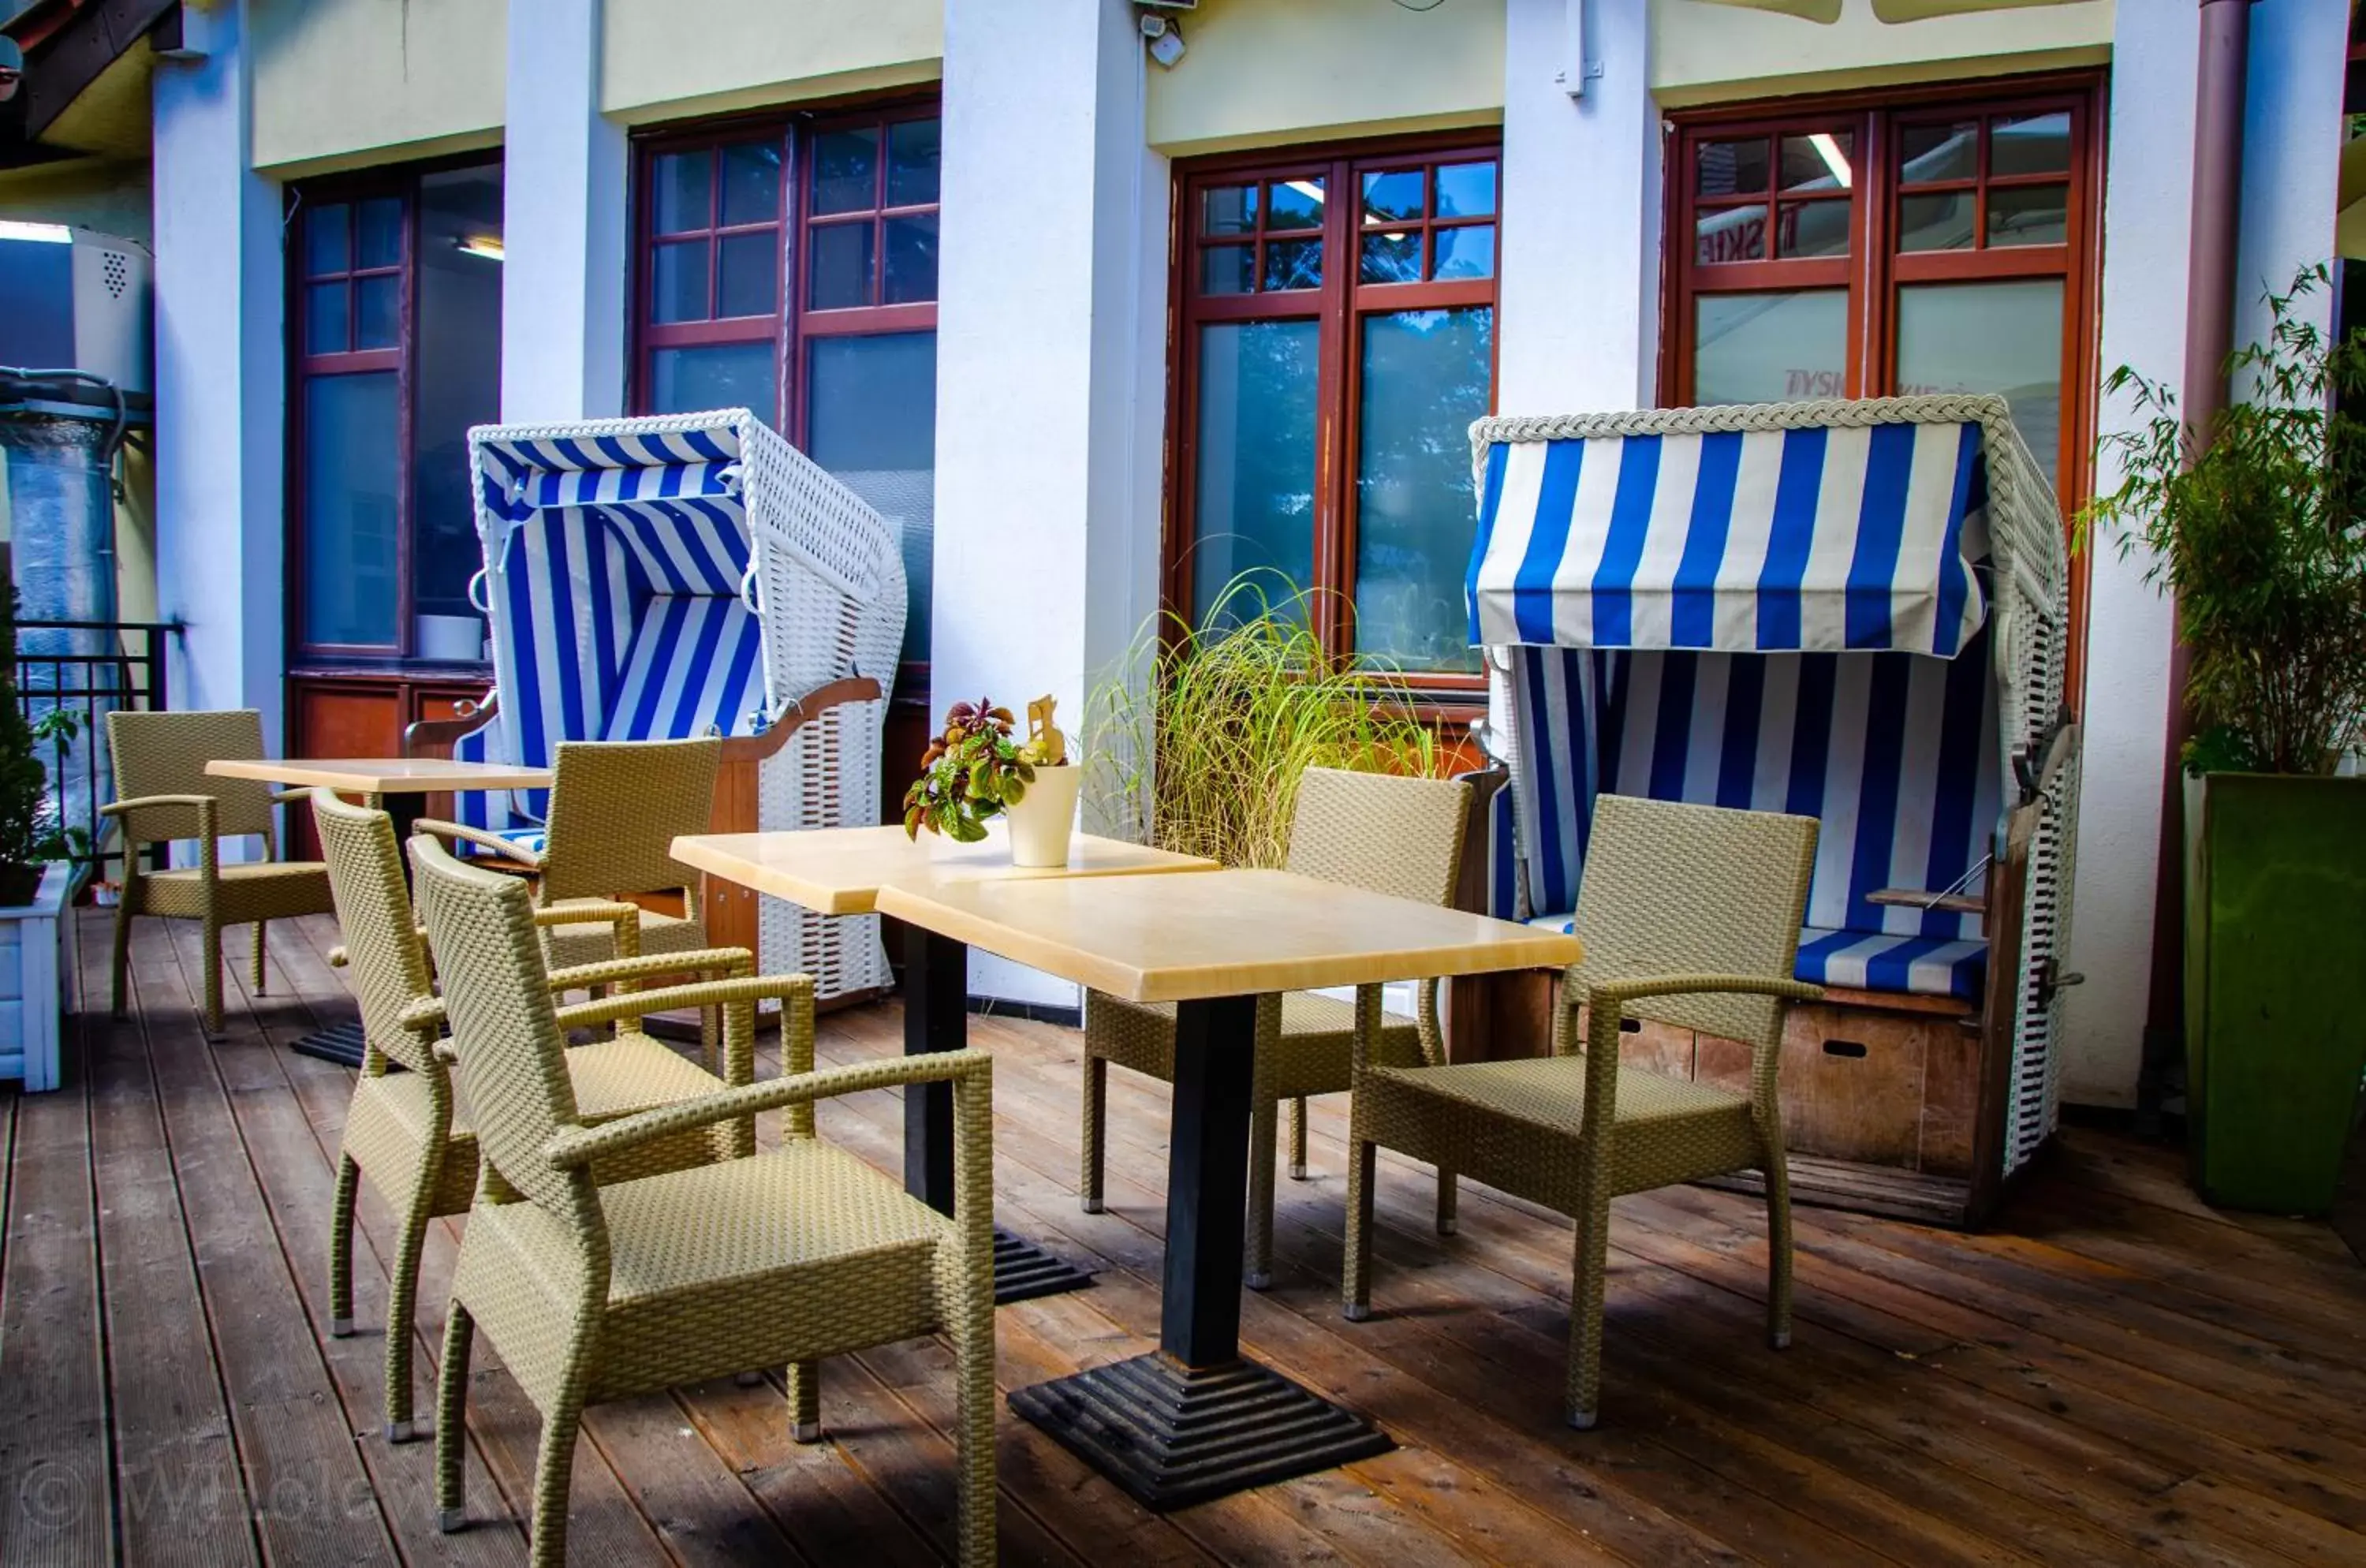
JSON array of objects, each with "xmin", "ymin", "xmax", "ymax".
[{"xmin": 0, "ymin": 864, "xmax": 77, "ymax": 1092}]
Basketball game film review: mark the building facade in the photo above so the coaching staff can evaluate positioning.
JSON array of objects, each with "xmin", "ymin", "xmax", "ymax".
[{"xmin": 1, "ymin": 0, "xmax": 2353, "ymax": 1104}]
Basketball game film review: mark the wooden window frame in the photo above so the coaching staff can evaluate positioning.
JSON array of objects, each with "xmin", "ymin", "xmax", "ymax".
[
  {"xmin": 1166, "ymin": 132, "xmax": 1503, "ymax": 700},
  {"xmin": 286, "ymin": 155, "xmax": 501, "ymax": 668},
  {"xmin": 1662, "ymin": 73, "xmax": 2107, "ymax": 695}
]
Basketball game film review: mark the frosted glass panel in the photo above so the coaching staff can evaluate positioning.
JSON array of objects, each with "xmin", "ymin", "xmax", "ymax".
[
  {"xmin": 1190, "ymin": 319, "xmax": 1319, "ymax": 628},
  {"xmin": 1353, "ymin": 308, "xmax": 1491, "ymax": 673},
  {"xmin": 650, "ymin": 342, "xmax": 776, "ymax": 424},
  {"xmin": 808, "ymin": 331, "xmax": 938, "ymax": 664},
  {"xmin": 1896, "ymin": 278, "xmax": 2064, "ymax": 481},
  {"xmin": 1694, "ymin": 289, "xmax": 1848, "ymax": 405},
  {"xmin": 302, "ymin": 372, "xmax": 401, "ymax": 647}
]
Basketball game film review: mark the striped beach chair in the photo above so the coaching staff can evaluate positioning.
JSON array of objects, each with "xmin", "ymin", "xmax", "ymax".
[
  {"xmin": 1465, "ymin": 395, "xmax": 2080, "ymax": 1197},
  {"xmin": 435, "ymin": 409, "xmax": 905, "ymax": 1002}
]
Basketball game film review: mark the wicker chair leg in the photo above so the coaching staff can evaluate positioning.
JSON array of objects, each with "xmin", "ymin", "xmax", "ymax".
[
  {"xmin": 200, "ymin": 919, "xmax": 225, "ymax": 1036},
  {"xmin": 528, "ymin": 1396, "xmax": 586, "ymax": 1568},
  {"xmin": 1341, "ymin": 1135, "xmax": 1376, "ymax": 1321},
  {"xmin": 383, "ymin": 1188, "xmax": 435, "ymax": 1442},
  {"xmin": 1764, "ymin": 1154, "xmax": 1796, "ymax": 1351},
  {"xmin": 786, "ymin": 1361, "xmax": 822, "ymax": 1443},
  {"xmin": 1245, "ymin": 1093, "xmax": 1278, "ymax": 1290},
  {"xmin": 434, "ymin": 1305, "xmax": 473, "ymax": 1532},
  {"xmin": 250, "ymin": 920, "xmax": 269, "ymax": 996},
  {"xmin": 1435, "ymin": 1170, "xmax": 1459, "ymax": 1237},
  {"xmin": 327, "ymin": 1153, "xmax": 360, "ymax": 1338},
  {"xmin": 1288, "ymin": 1096, "xmax": 1309, "ymax": 1180},
  {"xmin": 950, "ymin": 1286, "xmax": 997, "ymax": 1567},
  {"xmin": 1566, "ymin": 1192, "xmax": 1614, "ymax": 1431},
  {"xmin": 110, "ymin": 901, "xmax": 132, "ymax": 1019},
  {"xmin": 1078, "ymin": 1055, "xmax": 1106, "ymax": 1214}
]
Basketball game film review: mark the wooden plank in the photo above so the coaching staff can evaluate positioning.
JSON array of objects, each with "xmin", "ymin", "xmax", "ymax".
[{"xmin": 0, "ymin": 981, "xmax": 112, "ymax": 1568}]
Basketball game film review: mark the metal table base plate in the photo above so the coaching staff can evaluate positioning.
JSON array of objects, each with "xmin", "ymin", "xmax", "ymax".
[
  {"xmin": 993, "ymin": 1228, "xmax": 1094, "ymax": 1305},
  {"xmin": 290, "ymin": 1020, "xmax": 370, "ymax": 1069},
  {"xmin": 1008, "ymin": 1353, "xmax": 1392, "ymax": 1511}
]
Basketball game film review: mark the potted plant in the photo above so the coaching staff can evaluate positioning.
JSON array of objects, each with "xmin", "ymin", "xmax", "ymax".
[
  {"xmin": 2086, "ymin": 266, "xmax": 2366, "ymax": 1215},
  {"xmin": 0, "ymin": 588, "xmax": 80, "ymax": 1092},
  {"xmin": 902, "ymin": 693, "xmax": 1083, "ymax": 866},
  {"xmin": 1003, "ymin": 696, "xmax": 1081, "ymax": 868}
]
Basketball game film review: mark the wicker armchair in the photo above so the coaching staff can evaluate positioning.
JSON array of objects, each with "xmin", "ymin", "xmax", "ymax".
[
  {"xmin": 1082, "ymin": 766, "xmax": 1472, "ymax": 1289},
  {"xmin": 1341, "ymin": 793, "xmax": 1822, "ymax": 1430},
  {"xmin": 412, "ymin": 834, "xmax": 998, "ymax": 1567},
  {"xmin": 101, "ymin": 709, "xmax": 336, "ymax": 1036},
  {"xmin": 312, "ymin": 790, "xmax": 778, "ymax": 1444}
]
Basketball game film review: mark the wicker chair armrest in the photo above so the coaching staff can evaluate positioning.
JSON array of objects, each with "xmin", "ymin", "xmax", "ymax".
[
  {"xmin": 1573, "ymin": 973, "xmax": 1825, "ymax": 1014},
  {"xmin": 400, "ymin": 997, "xmax": 448, "ymax": 1039},
  {"xmin": 101, "ymin": 793, "xmax": 220, "ymax": 817},
  {"xmin": 532, "ymin": 899, "xmax": 642, "ymax": 963},
  {"xmin": 268, "ymin": 788, "xmax": 312, "ymax": 806},
  {"xmin": 410, "ymin": 818, "xmax": 545, "ymax": 871},
  {"xmin": 542, "ymin": 947, "xmax": 754, "ymax": 993},
  {"xmin": 544, "ymin": 1047, "xmax": 993, "ymax": 1170},
  {"xmin": 551, "ymin": 971, "xmax": 808, "ymax": 1035}
]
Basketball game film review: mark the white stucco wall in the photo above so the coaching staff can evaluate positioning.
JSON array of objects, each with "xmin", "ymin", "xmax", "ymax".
[
  {"xmin": 601, "ymin": 0, "xmax": 941, "ymax": 122},
  {"xmin": 1652, "ymin": 0, "xmax": 2113, "ymax": 105},
  {"xmin": 249, "ymin": 0, "xmax": 505, "ymax": 174}
]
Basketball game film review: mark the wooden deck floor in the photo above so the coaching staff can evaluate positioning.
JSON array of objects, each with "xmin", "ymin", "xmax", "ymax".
[{"xmin": 4, "ymin": 909, "xmax": 2364, "ymax": 1566}]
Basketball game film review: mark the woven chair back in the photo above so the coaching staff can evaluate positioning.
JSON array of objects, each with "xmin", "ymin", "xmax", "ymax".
[
  {"xmin": 1285, "ymin": 766, "xmax": 1471, "ymax": 909},
  {"xmin": 106, "ymin": 709, "xmax": 278, "ymax": 843},
  {"xmin": 1573, "ymin": 794, "xmax": 1816, "ymax": 1048},
  {"xmin": 411, "ymin": 834, "xmax": 598, "ymax": 1222},
  {"xmin": 537, "ymin": 737, "xmax": 721, "ymax": 906},
  {"xmin": 310, "ymin": 790, "xmax": 438, "ymax": 1074}
]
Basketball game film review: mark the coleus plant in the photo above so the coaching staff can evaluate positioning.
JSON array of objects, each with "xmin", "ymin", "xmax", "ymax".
[{"xmin": 903, "ymin": 696, "xmax": 1037, "ymax": 842}]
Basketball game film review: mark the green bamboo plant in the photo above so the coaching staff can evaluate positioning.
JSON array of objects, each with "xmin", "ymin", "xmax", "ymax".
[{"xmin": 1083, "ymin": 573, "xmax": 1446, "ymax": 868}]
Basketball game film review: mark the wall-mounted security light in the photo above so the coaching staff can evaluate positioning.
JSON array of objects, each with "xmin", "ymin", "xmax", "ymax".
[{"xmin": 1140, "ymin": 13, "xmax": 1187, "ymax": 69}]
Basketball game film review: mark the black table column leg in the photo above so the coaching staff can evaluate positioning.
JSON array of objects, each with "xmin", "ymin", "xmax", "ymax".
[
  {"xmin": 901, "ymin": 921, "xmax": 1092, "ymax": 1305},
  {"xmin": 1008, "ymin": 991, "xmax": 1392, "ymax": 1510}
]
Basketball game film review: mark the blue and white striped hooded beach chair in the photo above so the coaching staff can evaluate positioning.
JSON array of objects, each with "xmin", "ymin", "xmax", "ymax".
[
  {"xmin": 442, "ymin": 408, "xmax": 905, "ymax": 1001},
  {"xmin": 1464, "ymin": 394, "xmax": 2079, "ymax": 1184}
]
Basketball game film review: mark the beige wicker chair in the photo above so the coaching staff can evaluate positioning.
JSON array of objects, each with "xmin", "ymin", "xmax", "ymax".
[
  {"xmin": 312, "ymin": 791, "xmax": 777, "ymax": 1444},
  {"xmin": 412, "ymin": 834, "xmax": 998, "ymax": 1568},
  {"xmin": 1082, "ymin": 765, "xmax": 1472, "ymax": 1289},
  {"xmin": 101, "ymin": 709, "xmax": 337, "ymax": 1036},
  {"xmin": 1340, "ymin": 793, "xmax": 1823, "ymax": 1430}
]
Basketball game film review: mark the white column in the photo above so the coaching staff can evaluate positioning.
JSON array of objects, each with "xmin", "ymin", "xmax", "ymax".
[
  {"xmin": 1495, "ymin": 0, "xmax": 1661, "ymax": 414},
  {"xmin": 2232, "ymin": 0, "xmax": 2343, "ymax": 353},
  {"xmin": 151, "ymin": 0, "xmax": 284, "ymax": 749},
  {"xmin": 500, "ymin": 0, "xmax": 628, "ymax": 423},
  {"xmin": 934, "ymin": 0, "xmax": 1163, "ymax": 1006},
  {"xmin": 2063, "ymin": 14, "xmax": 2201, "ymax": 1108}
]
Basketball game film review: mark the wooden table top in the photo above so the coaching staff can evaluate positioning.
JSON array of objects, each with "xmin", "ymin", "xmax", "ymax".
[
  {"xmin": 875, "ymin": 867, "xmax": 1583, "ymax": 1004},
  {"xmin": 205, "ymin": 757, "xmax": 556, "ymax": 793},
  {"xmin": 671, "ymin": 823, "xmax": 1218, "ymax": 916}
]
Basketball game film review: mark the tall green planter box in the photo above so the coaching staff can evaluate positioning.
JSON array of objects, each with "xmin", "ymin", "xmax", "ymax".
[{"xmin": 2184, "ymin": 773, "xmax": 2366, "ymax": 1215}]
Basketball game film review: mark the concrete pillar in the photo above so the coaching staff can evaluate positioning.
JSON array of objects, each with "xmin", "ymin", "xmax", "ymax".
[
  {"xmin": 501, "ymin": 0, "xmax": 628, "ymax": 423},
  {"xmin": 1495, "ymin": 0, "xmax": 1660, "ymax": 414},
  {"xmin": 150, "ymin": 0, "xmax": 284, "ymax": 747},
  {"xmin": 933, "ymin": 0, "xmax": 1165, "ymax": 1006}
]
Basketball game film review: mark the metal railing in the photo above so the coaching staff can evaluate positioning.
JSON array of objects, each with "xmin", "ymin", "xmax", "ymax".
[{"xmin": 14, "ymin": 619, "xmax": 180, "ymax": 881}]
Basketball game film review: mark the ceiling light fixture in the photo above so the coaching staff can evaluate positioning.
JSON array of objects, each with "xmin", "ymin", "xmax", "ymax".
[
  {"xmin": 454, "ymin": 235, "xmax": 506, "ymax": 261},
  {"xmin": 1808, "ymin": 133, "xmax": 1853, "ymax": 189},
  {"xmin": 0, "ymin": 220, "xmax": 73, "ymax": 245}
]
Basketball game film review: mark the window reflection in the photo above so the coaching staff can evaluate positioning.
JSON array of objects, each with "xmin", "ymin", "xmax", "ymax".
[
  {"xmin": 1192, "ymin": 319, "xmax": 1321, "ymax": 629},
  {"xmin": 808, "ymin": 333, "xmax": 939, "ymax": 663},
  {"xmin": 1354, "ymin": 308, "xmax": 1492, "ymax": 673}
]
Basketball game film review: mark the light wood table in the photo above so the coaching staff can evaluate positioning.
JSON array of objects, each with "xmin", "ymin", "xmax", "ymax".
[
  {"xmin": 207, "ymin": 757, "xmax": 554, "ymax": 1067},
  {"xmin": 875, "ymin": 868, "xmax": 1580, "ymax": 1510},
  {"xmin": 674, "ymin": 823, "xmax": 1216, "ymax": 1305}
]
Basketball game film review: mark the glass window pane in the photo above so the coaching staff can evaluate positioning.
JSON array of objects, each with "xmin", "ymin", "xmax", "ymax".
[
  {"xmin": 1360, "ymin": 232, "xmax": 1420, "ymax": 284},
  {"xmin": 718, "ymin": 140, "xmax": 782, "ymax": 227},
  {"xmin": 807, "ymin": 221, "xmax": 874, "ymax": 310},
  {"xmin": 355, "ymin": 274, "xmax": 401, "ymax": 349},
  {"xmin": 1431, "ymin": 224, "xmax": 1495, "ymax": 280},
  {"xmin": 1696, "ymin": 137, "xmax": 1770, "ymax": 199},
  {"xmin": 649, "ymin": 342, "xmax": 777, "ymax": 423},
  {"xmin": 1200, "ymin": 244, "xmax": 1254, "ymax": 295},
  {"xmin": 1434, "ymin": 161, "xmax": 1497, "ymax": 218},
  {"xmin": 1898, "ymin": 190, "xmax": 1973, "ymax": 252},
  {"xmin": 651, "ymin": 238, "xmax": 711, "ymax": 323},
  {"xmin": 1353, "ymin": 307, "xmax": 1491, "ymax": 674},
  {"xmin": 812, "ymin": 127, "xmax": 879, "ymax": 215},
  {"xmin": 1694, "ymin": 289, "xmax": 1849, "ymax": 405},
  {"xmin": 1776, "ymin": 200, "xmax": 1849, "ymax": 259},
  {"xmin": 1990, "ymin": 111, "xmax": 2070, "ymax": 177},
  {"xmin": 1191, "ymin": 319, "xmax": 1320, "ymax": 628},
  {"xmin": 655, "ymin": 150, "xmax": 713, "ymax": 233},
  {"xmin": 807, "ymin": 332, "xmax": 939, "ymax": 664},
  {"xmin": 306, "ymin": 203, "xmax": 351, "ymax": 276},
  {"xmin": 883, "ymin": 213, "xmax": 938, "ymax": 304},
  {"xmin": 1263, "ymin": 237, "xmax": 1322, "ymax": 292},
  {"xmin": 412, "ymin": 165, "xmax": 506, "ymax": 634},
  {"xmin": 1986, "ymin": 183, "xmax": 2068, "ymax": 247},
  {"xmin": 717, "ymin": 231, "xmax": 778, "ymax": 319},
  {"xmin": 1696, "ymin": 203, "xmax": 1769, "ymax": 265},
  {"xmin": 1897, "ymin": 278, "xmax": 2063, "ymax": 482},
  {"xmin": 306, "ymin": 282, "xmax": 351, "ymax": 355},
  {"xmin": 1202, "ymin": 185, "xmax": 1258, "ymax": 236},
  {"xmin": 1900, "ymin": 121, "xmax": 1978, "ymax": 184},
  {"xmin": 886, "ymin": 118, "xmax": 942, "ymax": 207},
  {"xmin": 1267, "ymin": 177, "xmax": 1325, "ymax": 230},
  {"xmin": 357, "ymin": 197, "xmax": 404, "ymax": 268},
  {"xmin": 1780, "ymin": 132, "xmax": 1853, "ymax": 193},
  {"xmin": 1361, "ymin": 170, "xmax": 1424, "ymax": 225},
  {"xmin": 302, "ymin": 371, "xmax": 401, "ymax": 647}
]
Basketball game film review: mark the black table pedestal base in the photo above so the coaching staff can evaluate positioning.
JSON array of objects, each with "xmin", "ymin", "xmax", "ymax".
[
  {"xmin": 291, "ymin": 1020, "xmax": 370, "ymax": 1069},
  {"xmin": 1008, "ymin": 1353, "xmax": 1391, "ymax": 1510},
  {"xmin": 993, "ymin": 1228, "xmax": 1095, "ymax": 1305}
]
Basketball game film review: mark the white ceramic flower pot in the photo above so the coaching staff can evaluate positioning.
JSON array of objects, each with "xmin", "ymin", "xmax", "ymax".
[{"xmin": 1005, "ymin": 764, "xmax": 1083, "ymax": 868}]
